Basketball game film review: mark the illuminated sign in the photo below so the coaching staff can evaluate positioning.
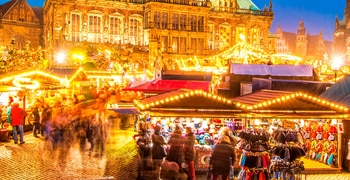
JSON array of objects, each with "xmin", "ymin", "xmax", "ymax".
[{"xmin": 13, "ymin": 77, "xmax": 40, "ymax": 89}]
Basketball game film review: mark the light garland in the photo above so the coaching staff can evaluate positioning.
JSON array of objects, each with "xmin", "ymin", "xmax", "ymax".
[
  {"xmin": 234, "ymin": 92, "xmax": 349, "ymax": 113},
  {"xmin": 134, "ymin": 90, "xmax": 349, "ymax": 113}
]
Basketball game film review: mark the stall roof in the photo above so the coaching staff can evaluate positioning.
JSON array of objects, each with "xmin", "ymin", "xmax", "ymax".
[
  {"xmin": 232, "ymin": 89, "xmax": 348, "ymax": 113},
  {"xmin": 135, "ymin": 89, "xmax": 348, "ymax": 118},
  {"xmin": 49, "ymin": 67, "xmax": 89, "ymax": 82},
  {"xmin": 162, "ymin": 70, "xmax": 212, "ymax": 81},
  {"xmin": 319, "ymin": 75, "xmax": 350, "ymax": 107},
  {"xmin": 252, "ymin": 78, "xmax": 333, "ymax": 96},
  {"xmin": 123, "ymin": 79, "xmax": 210, "ymax": 93},
  {"xmin": 134, "ymin": 89, "xmax": 240, "ymax": 112},
  {"xmin": 230, "ymin": 64, "xmax": 313, "ymax": 77}
]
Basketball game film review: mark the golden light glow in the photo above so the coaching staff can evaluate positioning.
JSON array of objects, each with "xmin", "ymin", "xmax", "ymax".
[
  {"xmin": 13, "ymin": 77, "xmax": 40, "ymax": 90},
  {"xmin": 133, "ymin": 90, "xmax": 349, "ymax": 114}
]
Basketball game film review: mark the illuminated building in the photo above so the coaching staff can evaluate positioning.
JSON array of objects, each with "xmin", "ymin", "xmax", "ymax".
[
  {"xmin": 275, "ymin": 20, "xmax": 332, "ymax": 62},
  {"xmin": 41, "ymin": 0, "xmax": 274, "ymax": 69},
  {"xmin": 334, "ymin": 0, "xmax": 350, "ymax": 64},
  {"xmin": 0, "ymin": 0, "xmax": 42, "ymax": 50}
]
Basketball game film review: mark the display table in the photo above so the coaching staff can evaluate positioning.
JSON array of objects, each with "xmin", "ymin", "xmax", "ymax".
[
  {"xmin": 195, "ymin": 148, "xmax": 211, "ymax": 171},
  {"xmin": 194, "ymin": 147, "xmax": 241, "ymax": 171}
]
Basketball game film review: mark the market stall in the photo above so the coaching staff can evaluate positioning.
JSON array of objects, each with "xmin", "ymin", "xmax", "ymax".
[
  {"xmin": 133, "ymin": 89, "xmax": 349, "ymax": 173},
  {"xmin": 231, "ymin": 89, "xmax": 348, "ymax": 173},
  {"xmin": 133, "ymin": 89, "xmax": 245, "ymax": 171}
]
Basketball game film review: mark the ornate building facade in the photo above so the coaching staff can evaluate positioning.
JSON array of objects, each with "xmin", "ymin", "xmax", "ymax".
[
  {"xmin": 0, "ymin": 0, "xmax": 43, "ymax": 52},
  {"xmin": 275, "ymin": 19, "xmax": 332, "ymax": 62},
  {"xmin": 334, "ymin": 0, "xmax": 350, "ymax": 64},
  {"xmin": 42, "ymin": 0, "xmax": 274, "ymax": 71}
]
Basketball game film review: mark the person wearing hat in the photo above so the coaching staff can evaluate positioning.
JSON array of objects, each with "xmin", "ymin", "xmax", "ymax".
[{"xmin": 209, "ymin": 136, "xmax": 236, "ymax": 180}]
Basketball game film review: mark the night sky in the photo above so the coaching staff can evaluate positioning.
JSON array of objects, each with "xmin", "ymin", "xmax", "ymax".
[{"xmin": 0, "ymin": 0, "xmax": 346, "ymax": 41}]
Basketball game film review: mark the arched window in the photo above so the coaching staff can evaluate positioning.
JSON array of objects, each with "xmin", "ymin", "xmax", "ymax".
[
  {"xmin": 109, "ymin": 13, "xmax": 124, "ymax": 44},
  {"xmin": 70, "ymin": 11, "xmax": 82, "ymax": 42},
  {"xmin": 87, "ymin": 11, "xmax": 103, "ymax": 43}
]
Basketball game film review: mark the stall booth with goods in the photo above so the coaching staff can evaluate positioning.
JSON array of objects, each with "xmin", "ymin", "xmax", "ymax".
[
  {"xmin": 318, "ymin": 75, "xmax": 350, "ymax": 171},
  {"xmin": 134, "ymin": 88, "xmax": 349, "ymax": 177},
  {"xmin": 133, "ymin": 89, "xmax": 246, "ymax": 171},
  {"xmin": 231, "ymin": 89, "xmax": 348, "ymax": 175}
]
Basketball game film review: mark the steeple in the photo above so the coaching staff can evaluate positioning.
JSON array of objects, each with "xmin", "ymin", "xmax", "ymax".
[
  {"xmin": 276, "ymin": 23, "xmax": 282, "ymax": 34},
  {"xmin": 297, "ymin": 19, "xmax": 306, "ymax": 35}
]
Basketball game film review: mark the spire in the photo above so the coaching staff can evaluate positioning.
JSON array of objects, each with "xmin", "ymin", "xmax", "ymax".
[
  {"xmin": 276, "ymin": 23, "xmax": 282, "ymax": 34},
  {"xmin": 297, "ymin": 19, "xmax": 306, "ymax": 35}
]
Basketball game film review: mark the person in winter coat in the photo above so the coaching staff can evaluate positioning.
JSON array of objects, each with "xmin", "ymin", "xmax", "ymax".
[
  {"xmin": 218, "ymin": 127, "xmax": 237, "ymax": 147},
  {"xmin": 166, "ymin": 124, "xmax": 185, "ymax": 169},
  {"xmin": 31, "ymin": 102, "xmax": 41, "ymax": 138},
  {"xmin": 10, "ymin": 102, "xmax": 27, "ymax": 144},
  {"xmin": 184, "ymin": 126, "xmax": 196, "ymax": 180},
  {"xmin": 210, "ymin": 136, "xmax": 235, "ymax": 180},
  {"xmin": 40, "ymin": 102, "xmax": 52, "ymax": 140},
  {"xmin": 136, "ymin": 128, "xmax": 151, "ymax": 179},
  {"xmin": 152, "ymin": 124, "xmax": 167, "ymax": 180}
]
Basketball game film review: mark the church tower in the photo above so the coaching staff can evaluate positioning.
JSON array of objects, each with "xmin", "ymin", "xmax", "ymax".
[
  {"xmin": 333, "ymin": 0, "xmax": 350, "ymax": 63},
  {"xmin": 295, "ymin": 19, "xmax": 307, "ymax": 58}
]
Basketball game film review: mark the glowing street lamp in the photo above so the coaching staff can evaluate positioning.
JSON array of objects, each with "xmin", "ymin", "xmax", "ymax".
[
  {"xmin": 56, "ymin": 52, "xmax": 66, "ymax": 64},
  {"xmin": 331, "ymin": 56, "xmax": 344, "ymax": 82}
]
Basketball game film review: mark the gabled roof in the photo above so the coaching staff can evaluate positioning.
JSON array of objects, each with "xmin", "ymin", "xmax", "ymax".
[
  {"xmin": 123, "ymin": 79, "xmax": 210, "ymax": 93},
  {"xmin": 0, "ymin": 0, "xmax": 42, "ymax": 24},
  {"xmin": 232, "ymin": 89, "xmax": 347, "ymax": 112},
  {"xmin": 0, "ymin": 0, "xmax": 16, "ymax": 15},
  {"xmin": 319, "ymin": 75, "xmax": 350, "ymax": 108},
  {"xmin": 0, "ymin": 70, "xmax": 65, "ymax": 90},
  {"xmin": 0, "ymin": 68, "xmax": 89, "ymax": 89},
  {"xmin": 32, "ymin": 6, "xmax": 43, "ymax": 23},
  {"xmin": 134, "ymin": 89, "xmax": 240, "ymax": 117},
  {"xmin": 134, "ymin": 89, "xmax": 348, "ymax": 118}
]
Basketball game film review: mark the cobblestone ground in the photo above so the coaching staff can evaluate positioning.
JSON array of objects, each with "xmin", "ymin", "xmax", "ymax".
[
  {"xmin": 1, "ymin": 125, "xmax": 350, "ymax": 180},
  {"xmin": 0, "ymin": 123, "xmax": 139, "ymax": 180}
]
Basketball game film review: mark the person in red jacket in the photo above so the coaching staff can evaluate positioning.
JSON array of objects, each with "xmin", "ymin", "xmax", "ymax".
[{"xmin": 10, "ymin": 102, "xmax": 26, "ymax": 144}]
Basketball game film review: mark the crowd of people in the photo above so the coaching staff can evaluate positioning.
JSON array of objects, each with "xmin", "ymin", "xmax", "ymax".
[
  {"xmin": 5, "ymin": 90, "xmax": 113, "ymax": 160},
  {"xmin": 136, "ymin": 122, "xmax": 237, "ymax": 180}
]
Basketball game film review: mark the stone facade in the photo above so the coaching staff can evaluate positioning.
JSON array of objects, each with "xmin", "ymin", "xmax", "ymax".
[
  {"xmin": 42, "ymin": 0, "xmax": 274, "ymax": 68},
  {"xmin": 0, "ymin": 0, "xmax": 274, "ymax": 71},
  {"xmin": 275, "ymin": 20, "xmax": 332, "ymax": 62},
  {"xmin": 0, "ymin": 0, "xmax": 42, "ymax": 52}
]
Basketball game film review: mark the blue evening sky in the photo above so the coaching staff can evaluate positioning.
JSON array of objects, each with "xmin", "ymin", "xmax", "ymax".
[{"xmin": 0, "ymin": 0, "xmax": 345, "ymax": 41}]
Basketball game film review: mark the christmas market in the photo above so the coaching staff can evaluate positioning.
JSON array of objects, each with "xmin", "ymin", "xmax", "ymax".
[
  {"xmin": 132, "ymin": 88, "xmax": 349, "ymax": 174},
  {"xmin": 1, "ymin": 0, "xmax": 350, "ymax": 179}
]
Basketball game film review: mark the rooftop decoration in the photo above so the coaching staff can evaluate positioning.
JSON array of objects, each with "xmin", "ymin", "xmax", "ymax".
[{"xmin": 134, "ymin": 89, "xmax": 349, "ymax": 115}]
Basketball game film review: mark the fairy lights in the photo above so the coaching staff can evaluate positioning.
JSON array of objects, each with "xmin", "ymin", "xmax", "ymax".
[{"xmin": 133, "ymin": 90, "xmax": 349, "ymax": 114}]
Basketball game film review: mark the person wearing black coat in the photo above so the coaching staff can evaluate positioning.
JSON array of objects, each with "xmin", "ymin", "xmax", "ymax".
[
  {"xmin": 166, "ymin": 125, "xmax": 185, "ymax": 169},
  {"xmin": 184, "ymin": 126, "xmax": 196, "ymax": 180},
  {"xmin": 210, "ymin": 136, "xmax": 236, "ymax": 180},
  {"xmin": 31, "ymin": 104, "xmax": 41, "ymax": 138},
  {"xmin": 152, "ymin": 124, "xmax": 167, "ymax": 180}
]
